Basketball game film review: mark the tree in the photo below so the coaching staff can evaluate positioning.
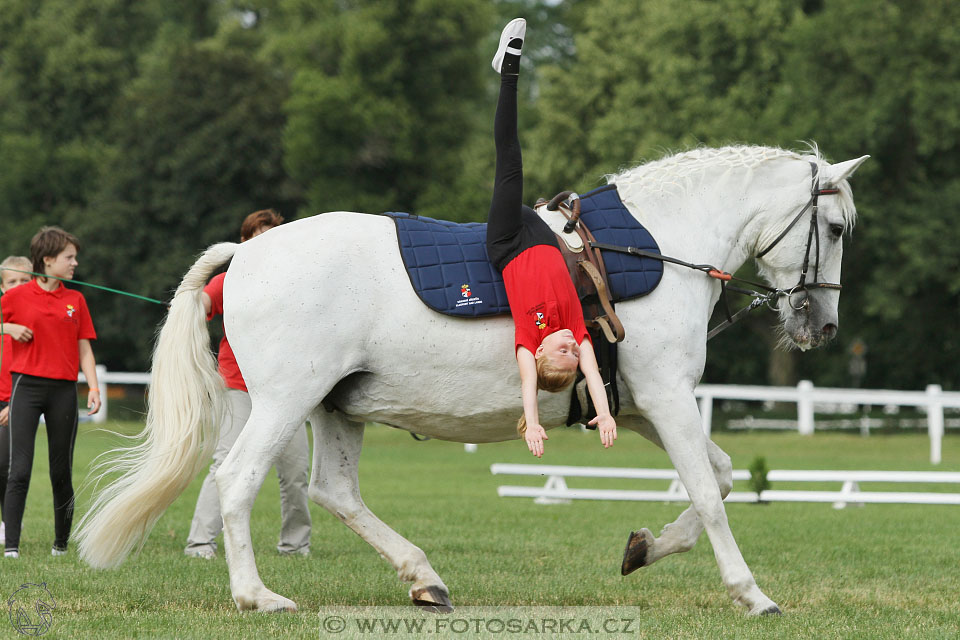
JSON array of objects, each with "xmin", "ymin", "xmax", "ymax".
[{"xmin": 527, "ymin": 0, "xmax": 960, "ymax": 389}]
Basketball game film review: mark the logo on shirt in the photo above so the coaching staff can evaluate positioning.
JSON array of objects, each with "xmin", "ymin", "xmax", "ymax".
[
  {"xmin": 460, "ymin": 284, "xmax": 471, "ymax": 298},
  {"xmin": 535, "ymin": 312, "xmax": 546, "ymax": 329},
  {"xmin": 65, "ymin": 305, "xmax": 75, "ymax": 318}
]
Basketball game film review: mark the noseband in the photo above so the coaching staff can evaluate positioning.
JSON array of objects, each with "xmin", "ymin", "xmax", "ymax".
[{"xmin": 755, "ymin": 161, "xmax": 842, "ymax": 311}]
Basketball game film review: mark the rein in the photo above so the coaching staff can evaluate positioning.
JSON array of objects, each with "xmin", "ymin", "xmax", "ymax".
[{"xmin": 586, "ymin": 162, "xmax": 842, "ymax": 340}]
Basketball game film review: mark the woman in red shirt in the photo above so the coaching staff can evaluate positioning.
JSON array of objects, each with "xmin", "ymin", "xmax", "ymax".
[
  {"xmin": 486, "ymin": 19, "xmax": 616, "ymax": 458},
  {"xmin": 1, "ymin": 227, "xmax": 100, "ymax": 558}
]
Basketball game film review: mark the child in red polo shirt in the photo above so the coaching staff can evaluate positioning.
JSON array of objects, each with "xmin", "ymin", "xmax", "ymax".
[
  {"xmin": 0, "ymin": 255, "xmax": 33, "ymax": 546},
  {"xmin": 1, "ymin": 228, "xmax": 100, "ymax": 558},
  {"xmin": 487, "ymin": 19, "xmax": 616, "ymax": 458}
]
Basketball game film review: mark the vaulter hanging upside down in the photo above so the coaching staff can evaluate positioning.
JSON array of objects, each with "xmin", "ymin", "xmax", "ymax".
[{"xmin": 486, "ymin": 19, "xmax": 616, "ymax": 458}]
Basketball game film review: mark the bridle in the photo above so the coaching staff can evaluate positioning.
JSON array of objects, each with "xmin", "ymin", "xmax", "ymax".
[
  {"xmin": 574, "ymin": 161, "xmax": 844, "ymax": 339},
  {"xmin": 755, "ymin": 161, "xmax": 842, "ymax": 312}
]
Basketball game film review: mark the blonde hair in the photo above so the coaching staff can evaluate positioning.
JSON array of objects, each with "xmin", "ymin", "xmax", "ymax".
[
  {"xmin": 516, "ymin": 356, "xmax": 578, "ymax": 436},
  {"xmin": 0, "ymin": 255, "xmax": 32, "ymax": 284}
]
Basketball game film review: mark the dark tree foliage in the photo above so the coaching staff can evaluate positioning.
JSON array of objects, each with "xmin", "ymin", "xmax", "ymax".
[{"xmin": 0, "ymin": 0, "xmax": 955, "ymax": 389}]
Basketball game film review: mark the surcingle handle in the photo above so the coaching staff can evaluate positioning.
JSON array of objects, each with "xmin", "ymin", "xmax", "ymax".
[{"xmin": 545, "ymin": 191, "xmax": 581, "ymax": 233}]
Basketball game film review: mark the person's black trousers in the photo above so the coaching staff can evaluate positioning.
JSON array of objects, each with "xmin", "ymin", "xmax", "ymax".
[{"xmin": 3, "ymin": 373, "xmax": 79, "ymax": 551}]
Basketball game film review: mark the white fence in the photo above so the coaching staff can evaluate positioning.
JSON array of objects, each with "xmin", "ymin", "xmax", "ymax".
[
  {"xmin": 78, "ymin": 369, "xmax": 957, "ymax": 464},
  {"xmin": 491, "ymin": 464, "xmax": 960, "ymax": 508},
  {"xmin": 695, "ymin": 381, "xmax": 960, "ymax": 464},
  {"xmin": 77, "ymin": 366, "xmax": 150, "ymax": 424}
]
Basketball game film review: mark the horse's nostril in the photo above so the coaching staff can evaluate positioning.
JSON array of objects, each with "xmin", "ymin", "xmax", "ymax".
[{"xmin": 822, "ymin": 323, "xmax": 838, "ymax": 338}]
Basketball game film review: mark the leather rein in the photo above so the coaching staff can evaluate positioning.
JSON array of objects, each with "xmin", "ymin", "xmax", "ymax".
[{"xmin": 578, "ymin": 162, "xmax": 842, "ymax": 340}]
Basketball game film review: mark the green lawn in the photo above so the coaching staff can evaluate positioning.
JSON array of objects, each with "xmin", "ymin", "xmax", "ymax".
[{"xmin": 3, "ymin": 422, "xmax": 959, "ymax": 638}]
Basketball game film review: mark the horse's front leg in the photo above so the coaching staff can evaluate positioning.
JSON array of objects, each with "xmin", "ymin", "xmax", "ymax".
[
  {"xmin": 307, "ymin": 410, "xmax": 452, "ymax": 612},
  {"xmin": 641, "ymin": 389, "xmax": 780, "ymax": 616},
  {"xmin": 619, "ymin": 417, "xmax": 733, "ymax": 571}
]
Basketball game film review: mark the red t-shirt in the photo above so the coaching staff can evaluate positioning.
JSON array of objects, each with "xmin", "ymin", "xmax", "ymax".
[
  {"xmin": 502, "ymin": 244, "xmax": 590, "ymax": 355},
  {"xmin": 0, "ymin": 279, "xmax": 96, "ymax": 381},
  {"xmin": 204, "ymin": 272, "xmax": 246, "ymax": 392},
  {"xmin": 0, "ymin": 334, "xmax": 13, "ymax": 401}
]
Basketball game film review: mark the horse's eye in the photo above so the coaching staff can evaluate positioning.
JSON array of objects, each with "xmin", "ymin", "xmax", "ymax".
[{"xmin": 829, "ymin": 223, "xmax": 844, "ymax": 239}]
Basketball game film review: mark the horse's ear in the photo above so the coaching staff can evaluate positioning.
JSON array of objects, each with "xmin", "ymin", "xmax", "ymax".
[{"xmin": 825, "ymin": 155, "xmax": 870, "ymax": 184}]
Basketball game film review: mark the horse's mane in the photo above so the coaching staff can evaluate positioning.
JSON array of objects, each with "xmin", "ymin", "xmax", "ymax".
[{"xmin": 608, "ymin": 144, "xmax": 858, "ymax": 229}]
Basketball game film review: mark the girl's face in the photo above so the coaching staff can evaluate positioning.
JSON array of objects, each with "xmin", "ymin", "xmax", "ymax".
[
  {"xmin": 0, "ymin": 270, "xmax": 31, "ymax": 294},
  {"xmin": 535, "ymin": 328, "xmax": 580, "ymax": 371},
  {"xmin": 44, "ymin": 243, "xmax": 79, "ymax": 281}
]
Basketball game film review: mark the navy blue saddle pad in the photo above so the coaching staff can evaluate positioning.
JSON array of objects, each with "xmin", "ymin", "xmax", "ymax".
[{"xmin": 383, "ymin": 185, "xmax": 663, "ymax": 318}]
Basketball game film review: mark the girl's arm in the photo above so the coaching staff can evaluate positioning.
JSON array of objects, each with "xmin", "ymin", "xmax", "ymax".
[
  {"xmin": 0, "ymin": 322, "xmax": 33, "ymax": 342},
  {"xmin": 78, "ymin": 338, "xmax": 101, "ymax": 415},
  {"xmin": 578, "ymin": 339, "xmax": 617, "ymax": 448},
  {"xmin": 517, "ymin": 346, "xmax": 548, "ymax": 458}
]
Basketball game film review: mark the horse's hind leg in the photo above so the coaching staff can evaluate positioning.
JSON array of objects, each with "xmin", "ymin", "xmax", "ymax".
[
  {"xmin": 307, "ymin": 409, "xmax": 452, "ymax": 612},
  {"xmin": 217, "ymin": 398, "xmax": 314, "ymax": 612},
  {"xmin": 620, "ymin": 416, "xmax": 732, "ymax": 573}
]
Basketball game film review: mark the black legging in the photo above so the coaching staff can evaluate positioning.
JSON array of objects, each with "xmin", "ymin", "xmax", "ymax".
[
  {"xmin": 485, "ymin": 74, "xmax": 556, "ymax": 272},
  {"xmin": 3, "ymin": 373, "xmax": 79, "ymax": 551}
]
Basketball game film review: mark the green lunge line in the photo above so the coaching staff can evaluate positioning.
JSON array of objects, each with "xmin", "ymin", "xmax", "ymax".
[{"xmin": 0, "ymin": 267, "xmax": 167, "ymax": 306}]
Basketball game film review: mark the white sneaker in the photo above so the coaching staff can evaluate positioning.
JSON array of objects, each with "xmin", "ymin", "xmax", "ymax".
[
  {"xmin": 492, "ymin": 18, "xmax": 526, "ymax": 73},
  {"xmin": 185, "ymin": 547, "xmax": 216, "ymax": 559},
  {"xmin": 4, "ymin": 550, "xmax": 19, "ymax": 559},
  {"xmin": 51, "ymin": 546, "xmax": 67, "ymax": 557}
]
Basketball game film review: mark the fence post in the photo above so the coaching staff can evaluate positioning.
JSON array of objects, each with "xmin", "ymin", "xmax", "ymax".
[
  {"xmin": 94, "ymin": 364, "xmax": 107, "ymax": 423},
  {"xmin": 698, "ymin": 393, "xmax": 713, "ymax": 435},
  {"xmin": 926, "ymin": 384, "xmax": 943, "ymax": 465},
  {"xmin": 797, "ymin": 380, "xmax": 815, "ymax": 435},
  {"xmin": 79, "ymin": 364, "xmax": 108, "ymax": 423}
]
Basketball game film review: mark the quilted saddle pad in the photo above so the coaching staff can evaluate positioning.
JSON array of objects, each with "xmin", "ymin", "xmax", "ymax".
[{"xmin": 381, "ymin": 186, "xmax": 663, "ymax": 318}]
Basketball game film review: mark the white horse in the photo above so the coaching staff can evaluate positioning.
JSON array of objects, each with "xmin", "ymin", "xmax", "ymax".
[{"xmin": 76, "ymin": 145, "xmax": 868, "ymax": 616}]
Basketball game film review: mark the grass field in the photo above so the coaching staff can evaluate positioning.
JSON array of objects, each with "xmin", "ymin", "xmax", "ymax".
[{"xmin": 2, "ymin": 421, "xmax": 959, "ymax": 639}]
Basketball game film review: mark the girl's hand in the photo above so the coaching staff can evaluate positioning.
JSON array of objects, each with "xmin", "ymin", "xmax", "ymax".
[
  {"xmin": 589, "ymin": 414, "xmax": 617, "ymax": 448},
  {"xmin": 0, "ymin": 406, "xmax": 8, "ymax": 427},
  {"xmin": 7, "ymin": 324, "xmax": 33, "ymax": 342},
  {"xmin": 525, "ymin": 423, "xmax": 549, "ymax": 458},
  {"xmin": 87, "ymin": 389, "xmax": 101, "ymax": 415}
]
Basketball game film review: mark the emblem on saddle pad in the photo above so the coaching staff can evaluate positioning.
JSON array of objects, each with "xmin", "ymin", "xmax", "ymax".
[{"xmin": 455, "ymin": 283, "xmax": 483, "ymax": 309}]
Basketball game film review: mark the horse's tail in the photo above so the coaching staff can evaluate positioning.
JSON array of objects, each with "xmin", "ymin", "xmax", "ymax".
[{"xmin": 76, "ymin": 242, "xmax": 238, "ymax": 569}]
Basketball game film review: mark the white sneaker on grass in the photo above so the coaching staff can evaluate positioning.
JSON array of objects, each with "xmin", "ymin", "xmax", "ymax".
[
  {"xmin": 186, "ymin": 547, "xmax": 216, "ymax": 559},
  {"xmin": 4, "ymin": 550, "xmax": 19, "ymax": 559},
  {"xmin": 492, "ymin": 18, "xmax": 526, "ymax": 74},
  {"xmin": 51, "ymin": 546, "xmax": 68, "ymax": 557}
]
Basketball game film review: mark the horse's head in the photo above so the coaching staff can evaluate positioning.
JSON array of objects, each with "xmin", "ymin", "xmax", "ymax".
[{"xmin": 755, "ymin": 154, "xmax": 869, "ymax": 351}]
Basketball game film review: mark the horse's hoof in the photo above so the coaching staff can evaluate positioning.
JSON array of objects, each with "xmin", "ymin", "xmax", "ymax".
[
  {"xmin": 234, "ymin": 590, "xmax": 298, "ymax": 613},
  {"xmin": 411, "ymin": 585, "xmax": 453, "ymax": 613},
  {"xmin": 621, "ymin": 529, "xmax": 651, "ymax": 576},
  {"xmin": 761, "ymin": 605, "xmax": 782, "ymax": 616}
]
